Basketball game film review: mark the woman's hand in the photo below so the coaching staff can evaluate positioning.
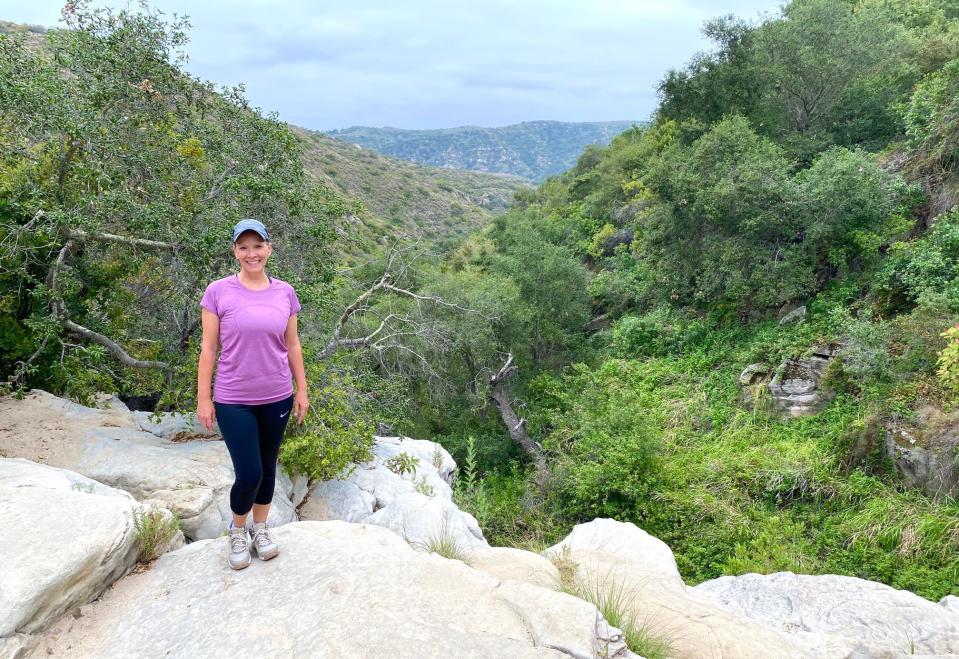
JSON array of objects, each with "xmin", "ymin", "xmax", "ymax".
[
  {"xmin": 197, "ymin": 398, "xmax": 216, "ymax": 432},
  {"xmin": 293, "ymin": 390, "xmax": 309, "ymax": 425}
]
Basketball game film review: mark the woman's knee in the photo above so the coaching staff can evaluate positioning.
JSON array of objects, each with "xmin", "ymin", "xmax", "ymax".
[{"xmin": 234, "ymin": 464, "xmax": 263, "ymax": 492}]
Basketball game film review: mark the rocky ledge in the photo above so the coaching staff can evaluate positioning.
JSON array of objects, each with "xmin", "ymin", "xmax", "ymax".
[{"xmin": 1, "ymin": 391, "xmax": 957, "ymax": 658}]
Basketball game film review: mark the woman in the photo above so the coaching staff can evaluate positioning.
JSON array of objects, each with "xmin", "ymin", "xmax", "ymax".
[{"xmin": 196, "ymin": 218, "xmax": 308, "ymax": 570}]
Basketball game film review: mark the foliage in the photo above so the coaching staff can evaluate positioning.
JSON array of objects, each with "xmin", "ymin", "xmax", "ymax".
[
  {"xmin": 132, "ymin": 505, "xmax": 180, "ymax": 563},
  {"xmin": 385, "ymin": 451, "xmax": 419, "ymax": 477},
  {"xmin": 0, "ymin": 2, "xmax": 336, "ymax": 400},
  {"xmin": 936, "ymin": 325, "xmax": 959, "ymax": 393},
  {"xmin": 278, "ymin": 355, "xmax": 374, "ymax": 482}
]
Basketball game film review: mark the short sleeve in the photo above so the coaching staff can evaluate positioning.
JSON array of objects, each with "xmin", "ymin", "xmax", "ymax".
[
  {"xmin": 200, "ymin": 282, "xmax": 219, "ymax": 315},
  {"xmin": 289, "ymin": 285, "xmax": 301, "ymax": 316}
]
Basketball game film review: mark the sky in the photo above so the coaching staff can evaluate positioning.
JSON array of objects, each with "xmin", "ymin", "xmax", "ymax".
[{"xmin": 0, "ymin": 1, "xmax": 784, "ymax": 131}]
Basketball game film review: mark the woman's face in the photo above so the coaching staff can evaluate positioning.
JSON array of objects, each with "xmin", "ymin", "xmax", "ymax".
[{"xmin": 232, "ymin": 231, "xmax": 273, "ymax": 276}]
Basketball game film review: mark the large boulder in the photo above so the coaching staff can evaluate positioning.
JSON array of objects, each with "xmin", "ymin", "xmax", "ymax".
[
  {"xmin": 32, "ymin": 521, "xmax": 633, "ymax": 658},
  {"xmin": 0, "ymin": 390, "xmax": 300, "ymax": 540},
  {"xmin": 365, "ymin": 491, "xmax": 488, "ymax": 553},
  {"xmin": 1, "ymin": 458, "xmax": 178, "ymax": 653},
  {"xmin": 883, "ymin": 406, "xmax": 959, "ymax": 500},
  {"xmin": 695, "ymin": 572, "xmax": 959, "ymax": 657},
  {"xmin": 545, "ymin": 518, "xmax": 812, "ymax": 659}
]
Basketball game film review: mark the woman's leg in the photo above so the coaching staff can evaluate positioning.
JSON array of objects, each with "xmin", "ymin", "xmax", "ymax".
[
  {"xmin": 213, "ymin": 401, "xmax": 264, "ymax": 528},
  {"xmin": 250, "ymin": 395, "xmax": 294, "ymax": 523}
]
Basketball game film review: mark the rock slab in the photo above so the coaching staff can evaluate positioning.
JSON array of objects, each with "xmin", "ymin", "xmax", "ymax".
[
  {"xmin": 695, "ymin": 572, "xmax": 959, "ymax": 657},
  {"xmin": 1, "ymin": 459, "xmax": 141, "ymax": 648},
  {"xmin": 32, "ymin": 521, "xmax": 631, "ymax": 658}
]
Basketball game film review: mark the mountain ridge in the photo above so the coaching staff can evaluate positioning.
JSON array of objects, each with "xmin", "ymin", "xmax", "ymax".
[{"xmin": 327, "ymin": 119, "xmax": 641, "ymax": 182}]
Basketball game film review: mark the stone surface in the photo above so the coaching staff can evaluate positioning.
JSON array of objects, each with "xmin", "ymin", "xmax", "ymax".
[
  {"xmin": 298, "ymin": 435, "xmax": 490, "ymax": 552},
  {"xmin": 779, "ymin": 305, "xmax": 807, "ymax": 325},
  {"xmin": 545, "ymin": 519, "xmax": 812, "ymax": 659},
  {"xmin": 299, "ymin": 476, "xmax": 375, "ymax": 522},
  {"xmin": 883, "ymin": 406, "xmax": 959, "ymax": 500},
  {"xmin": 470, "ymin": 547, "xmax": 561, "ymax": 591},
  {"xmin": 695, "ymin": 572, "xmax": 959, "ymax": 657},
  {"xmin": 130, "ymin": 410, "xmax": 219, "ymax": 441},
  {"xmin": 768, "ymin": 344, "xmax": 839, "ymax": 418},
  {"xmin": 1, "ymin": 459, "xmax": 141, "ymax": 647},
  {"xmin": 32, "ymin": 521, "xmax": 632, "ymax": 658},
  {"xmin": 0, "ymin": 390, "xmax": 297, "ymax": 540},
  {"xmin": 365, "ymin": 491, "xmax": 489, "ymax": 553},
  {"xmin": 942, "ymin": 595, "xmax": 959, "ymax": 614}
]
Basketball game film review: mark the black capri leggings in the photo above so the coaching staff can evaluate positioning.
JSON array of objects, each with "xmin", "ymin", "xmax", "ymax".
[{"xmin": 214, "ymin": 395, "xmax": 294, "ymax": 516}]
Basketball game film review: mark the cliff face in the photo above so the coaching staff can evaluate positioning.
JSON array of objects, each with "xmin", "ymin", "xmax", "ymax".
[{"xmin": 2, "ymin": 392, "xmax": 958, "ymax": 658}]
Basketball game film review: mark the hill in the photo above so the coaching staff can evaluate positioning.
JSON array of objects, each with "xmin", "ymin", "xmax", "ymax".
[
  {"xmin": 295, "ymin": 127, "xmax": 529, "ymax": 255},
  {"xmin": 327, "ymin": 120, "xmax": 639, "ymax": 182}
]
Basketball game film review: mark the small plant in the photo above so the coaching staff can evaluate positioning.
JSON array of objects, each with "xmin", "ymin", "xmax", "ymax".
[
  {"xmin": 133, "ymin": 506, "xmax": 180, "ymax": 563},
  {"xmin": 70, "ymin": 481, "xmax": 96, "ymax": 493},
  {"xmin": 419, "ymin": 525, "xmax": 473, "ymax": 565},
  {"xmin": 549, "ymin": 552, "xmax": 674, "ymax": 659},
  {"xmin": 936, "ymin": 326, "xmax": 959, "ymax": 393},
  {"xmin": 385, "ymin": 451, "xmax": 419, "ymax": 477},
  {"xmin": 431, "ymin": 444, "xmax": 444, "ymax": 470},
  {"xmin": 413, "ymin": 475, "xmax": 435, "ymax": 497}
]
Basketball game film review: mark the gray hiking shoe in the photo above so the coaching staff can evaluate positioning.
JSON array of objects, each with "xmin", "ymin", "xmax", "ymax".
[
  {"xmin": 228, "ymin": 526, "xmax": 252, "ymax": 570},
  {"xmin": 251, "ymin": 522, "xmax": 279, "ymax": 561}
]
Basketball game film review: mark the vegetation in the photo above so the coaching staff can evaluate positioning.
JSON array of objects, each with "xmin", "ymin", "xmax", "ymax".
[
  {"xmin": 5, "ymin": 0, "xmax": 959, "ymax": 607},
  {"xmin": 133, "ymin": 505, "xmax": 180, "ymax": 563},
  {"xmin": 327, "ymin": 120, "xmax": 639, "ymax": 182}
]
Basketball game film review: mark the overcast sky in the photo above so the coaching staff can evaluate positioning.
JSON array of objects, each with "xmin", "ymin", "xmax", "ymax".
[{"xmin": 1, "ymin": 1, "xmax": 784, "ymax": 130}]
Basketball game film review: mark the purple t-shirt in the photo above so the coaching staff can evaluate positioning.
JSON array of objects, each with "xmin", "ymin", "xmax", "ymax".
[{"xmin": 200, "ymin": 275, "xmax": 301, "ymax": 404}]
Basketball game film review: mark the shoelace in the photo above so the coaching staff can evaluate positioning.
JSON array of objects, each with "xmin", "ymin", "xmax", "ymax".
[
  {"xmin": 230, "ymin": 531, "xmax": 249, "ymax": 553},
  {"xmin": 253, "ymin": 526, "xmax": 274, "ymax": 548}
]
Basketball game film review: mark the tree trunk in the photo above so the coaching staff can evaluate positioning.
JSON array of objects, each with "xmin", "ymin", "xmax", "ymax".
[{"xmin": 488, "ymin": 354, "xmax": 547, "ymax": 484}]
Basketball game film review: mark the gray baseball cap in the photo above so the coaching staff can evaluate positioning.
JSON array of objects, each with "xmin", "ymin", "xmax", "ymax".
[{"xmin": 231, "ymin": 218, "xmax": 270, "ymax": 243}]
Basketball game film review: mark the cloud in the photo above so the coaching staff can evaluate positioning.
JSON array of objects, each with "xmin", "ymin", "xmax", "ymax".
[{"xmin": 0, "ymin": 0, "xmax": 784, "ymax": 129}]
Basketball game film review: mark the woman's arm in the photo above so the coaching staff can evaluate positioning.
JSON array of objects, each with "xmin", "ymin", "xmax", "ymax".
[
  {"xmin": 197, "ymin": 308, "xmax": 219, "ymax": 431},
  {"xmin": 285, "ymin": 314, "xmax": 309, "ymax": 424}
]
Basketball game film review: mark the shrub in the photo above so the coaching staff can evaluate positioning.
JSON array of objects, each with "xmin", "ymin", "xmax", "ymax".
[
  {"xmin": 385, "ymin": 452, "xmax": 419, "ymax": 477},
  {"xmin": 133, "ymin": 506, "xmax": 180, "ymax": 563}
]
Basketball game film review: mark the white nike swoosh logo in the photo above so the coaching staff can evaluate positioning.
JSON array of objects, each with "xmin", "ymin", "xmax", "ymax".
[{"xmin": 280, "ymin": 411, "xmax": 289, "ymax": 418}]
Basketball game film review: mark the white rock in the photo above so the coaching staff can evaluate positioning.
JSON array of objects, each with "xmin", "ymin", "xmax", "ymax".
[
  {"xmin": 299, "ymin": 478, "xmax": 375, "ymax": 522},
  {"xmin": 373, "ymin": 435, "xmax": 457, "ymax": 485},
  {"xmin": 1, "ymin": 459, "xmax": 140, "ymax": 643},
  {"xmin": 365, "ymin": 491, "xmax": 489, "ymax": 554},
  {"xmin": 131, "ymin": 410, "xmax": 218, "ymax": 441},
  {"xmin": 695, "ymin": 572, "xmax": 959, "ymax": 657},
  {"xmin": 942, "ymin": 595, "xmax": 959, "ymax": 614},
  {"xmin": 470, "ymin": 547, "xmax": 561, "ymax": 590},
  {"xmin": 0, "ymin": 391, "xmax": 297, "ymax": 540},
  {"xmin": 32, "ymin": 521, "xmax": 631, "ymax": 658},
  {"xmin": 546, "ymin": 518, "xmax": 813, "ymax": 659}
]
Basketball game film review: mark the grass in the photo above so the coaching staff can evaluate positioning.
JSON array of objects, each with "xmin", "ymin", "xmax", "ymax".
[
  {"xmin": 133, "ymin": 505, "xmax": 180, "ymax": 563},
  {"xmin": 548, "ymin": 547, "xmax": 674, "ymax": 659},
  {"xmin": 417, "ymin": 524, "xmax": 474, "ymax": 566}
]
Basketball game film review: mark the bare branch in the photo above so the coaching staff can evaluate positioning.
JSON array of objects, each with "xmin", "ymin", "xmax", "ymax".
[
  {"xmin": 62, "ymin": 318, "xmax": 168, "ymax": 369},
  {"xmin": 68, "ymin": 229, "xmax": 178, "ymax": 251}
]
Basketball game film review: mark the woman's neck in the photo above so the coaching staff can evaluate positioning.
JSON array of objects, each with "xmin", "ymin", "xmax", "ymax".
[{"xmin": 237, "ymin": 270, "xmax": 270, "ymax": 290}]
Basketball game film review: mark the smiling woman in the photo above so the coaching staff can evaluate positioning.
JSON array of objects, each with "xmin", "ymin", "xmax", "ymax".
[{"xmin": 196, "ymin": 218, "xmax": 309, "ymax": 571}]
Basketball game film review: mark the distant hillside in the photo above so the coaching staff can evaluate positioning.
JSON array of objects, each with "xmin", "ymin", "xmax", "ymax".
[
  {"xmin": 294, "ymin": 127, "xmax": 529, "ymax": 256},
  {"xmin": 327, "ymin": 120, "xmax": 640, "ymax": 182}
]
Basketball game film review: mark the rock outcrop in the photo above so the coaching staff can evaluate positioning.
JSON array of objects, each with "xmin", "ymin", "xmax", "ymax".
[
  {"xmin": 31, "ymin": 522, "xmax": 633, "ymax": 658},
  {"xmin": 1, "ymin": 458, "xmax": 179, "ymax": 653},
  {"xmin": 0, "ymin": 390, "xmax": 303, "ymax": 540},
  {"xmin": 545, "ymin": 519, "xmax": 813, "ymax": 658},
  {"xmin": 767, "ymin": 344, "xmax": 840, "ymax": 418},
  {"xmin": 696, "ymin": 572, "xmax": 959, "ymax": 657},
  {"xmin": 299, "ymin": 435, "xmax": 488, "ymax": 552},
  {"xmin": 883, "ymin": 406, "xmax": 959, "ymax": 500}
]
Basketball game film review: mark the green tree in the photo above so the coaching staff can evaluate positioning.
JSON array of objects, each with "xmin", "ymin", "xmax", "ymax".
[{"xmin": 0, "ymin": 2, "xmax": 336, "ymax": 401}]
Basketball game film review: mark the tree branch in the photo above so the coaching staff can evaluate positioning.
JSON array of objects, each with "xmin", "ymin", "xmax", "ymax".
[{"xmin": 68, "ymin": 229, "xmax": 178, "ymax": 251}]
